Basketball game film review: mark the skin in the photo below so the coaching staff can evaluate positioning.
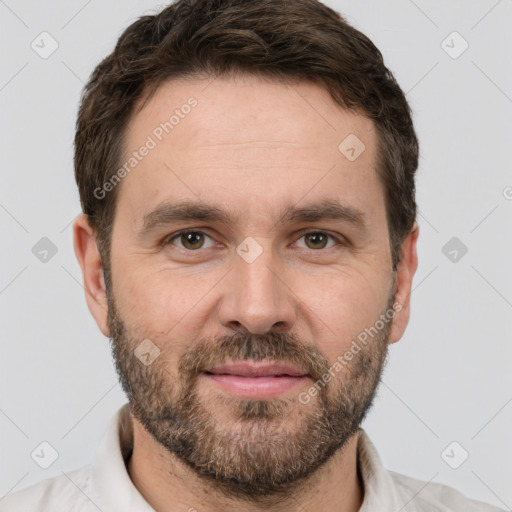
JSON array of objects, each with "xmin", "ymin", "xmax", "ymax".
[{"xmin": 74, "ymin": 74, "xmax": 419, "ymax": 512}]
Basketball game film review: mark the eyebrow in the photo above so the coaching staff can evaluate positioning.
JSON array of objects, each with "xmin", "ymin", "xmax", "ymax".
[
  {"xmin": 277, "ymin": 200, "xmax": 367, "ymax": 229},
  {"xmin": 138, "ymin": 199, "xmax": 368, "ymax": 235}
]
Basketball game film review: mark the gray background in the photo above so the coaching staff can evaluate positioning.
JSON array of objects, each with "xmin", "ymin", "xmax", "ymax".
[{"xmin": 0, "ymin": 0, "xmax": 511, "ymax": 509}]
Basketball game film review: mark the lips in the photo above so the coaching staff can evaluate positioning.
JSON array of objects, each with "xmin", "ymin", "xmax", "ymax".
[
  {"xmin": 204, "ymin": 362, "xmax": 308, "ymax": 378},
  {"xmin": 201, "ymin": 361, "xmax": 310, "ymax": 398}
]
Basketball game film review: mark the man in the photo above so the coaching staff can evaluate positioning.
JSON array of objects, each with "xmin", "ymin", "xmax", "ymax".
[{"xmin": 1, "ymin": 0, "xmax": 505, "ymax": 511}]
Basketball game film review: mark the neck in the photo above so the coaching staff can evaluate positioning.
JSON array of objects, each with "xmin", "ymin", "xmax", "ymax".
[{"xmin": 127, "ymin": 416, "xmax": 364, "ymax": 512}]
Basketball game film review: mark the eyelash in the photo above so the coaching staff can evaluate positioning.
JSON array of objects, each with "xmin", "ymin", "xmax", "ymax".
[{"xmin": 164, "ymin": 229, "xmax": 346, "ymax": 252}]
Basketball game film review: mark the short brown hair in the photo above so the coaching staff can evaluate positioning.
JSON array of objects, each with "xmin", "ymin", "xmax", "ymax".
[{"xmin": 74, "ymin": 0, "xmax": 418, "ymax": 287}]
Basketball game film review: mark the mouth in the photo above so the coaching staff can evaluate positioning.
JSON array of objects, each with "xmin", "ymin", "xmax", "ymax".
[{"xmin": 201, "ymin": 361, "xmax": 310, "ymax": 399}]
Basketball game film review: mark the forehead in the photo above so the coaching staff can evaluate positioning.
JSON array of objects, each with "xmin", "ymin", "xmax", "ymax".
[
  {"xmin": 128, "ymin": 74, "xmax": 375, "ymax": 149},
  {"xmin": 117, "ymin": 74, "xmax": 383, "ymax": 228}
]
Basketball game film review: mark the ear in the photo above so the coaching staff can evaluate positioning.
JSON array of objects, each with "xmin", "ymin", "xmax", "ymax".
[
  {"xmin": 388, "ymin": 221, "xmax": 419, "ymax": 344},
  {"xmin": 73, "ymin": 214, "xmax": 110, "ymax": 337}
]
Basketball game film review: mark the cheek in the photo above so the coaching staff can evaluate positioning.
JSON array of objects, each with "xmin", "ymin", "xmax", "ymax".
[
  {"xmin": 113, "ymin": 263, "xmax": 220, "ymax": 336},
  {"xmin": 297, "ymin": 268, "xmax": 388, "ymax": 359}
]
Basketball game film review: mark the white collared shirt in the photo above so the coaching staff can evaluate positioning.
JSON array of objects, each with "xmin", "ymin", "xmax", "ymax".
[{"xmin": 0, "ymin": 403, "xmax": 505, "ymax": 511}]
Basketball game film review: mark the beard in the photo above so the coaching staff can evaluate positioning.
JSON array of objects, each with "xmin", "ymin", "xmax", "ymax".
[{"xmin": 106, "ymin": 284, "xmax": 395, "ymax": 504}]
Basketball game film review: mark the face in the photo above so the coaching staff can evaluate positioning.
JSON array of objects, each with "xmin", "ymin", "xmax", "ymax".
[{"xmin": 75, "ymin": 74, "xmax": 418, "ymax": 500}]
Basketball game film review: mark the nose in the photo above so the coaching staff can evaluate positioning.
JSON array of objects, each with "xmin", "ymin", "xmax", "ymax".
[{"xmin": 217, "ymin": 244, "xmax": 297, "ymax": 335}]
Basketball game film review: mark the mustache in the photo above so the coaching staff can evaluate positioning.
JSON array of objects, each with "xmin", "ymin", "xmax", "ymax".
[{"xmin": 179, "ymin": 331, "xmax": 330, "ymax": 383}]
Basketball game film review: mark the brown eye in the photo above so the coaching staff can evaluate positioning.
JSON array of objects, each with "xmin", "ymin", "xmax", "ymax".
[
  {"xmin": 181, "ymin": 232, "xmax": 204, "ymax": 250},
  {"xmin": 304, "ymin": 232, "xmax": 329, "ymax": 249},
  {"xmin": 296, "ymin": 231, "xmax": 342, "ymax": 250},
  {"xmin": 168, "ymin": 231, "xmax": 215, "ymax": 250}
]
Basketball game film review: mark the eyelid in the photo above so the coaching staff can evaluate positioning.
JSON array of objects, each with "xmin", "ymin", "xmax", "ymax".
[
  {"xmin": 164, "ymin": 228, "xmax": 347, "ymax": 251},
  {"xmin": 165, "ymin": 229, "xmax": 217, "ymax": 249},
  {"xmin": 292, "ymin": 229, "xmax": 347, "ymax": 249}
]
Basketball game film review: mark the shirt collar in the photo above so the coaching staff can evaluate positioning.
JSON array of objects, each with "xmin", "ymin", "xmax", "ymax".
[
  {"xmin": 91, "ymin": 403, "xmax": 155, "ymax": 511},
  {"xmin": 91, "ymin": 403, "xmax": 399, "ymax": 511},
  {"xmin": 356, "ymin": 427, "xmax": 402, "ymax": 510}
]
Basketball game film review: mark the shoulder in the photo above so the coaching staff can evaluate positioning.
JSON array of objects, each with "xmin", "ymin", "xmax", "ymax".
[
  {"xmin": 388, "ymin": 470, "xmax": 507, "ymax": 512},
  {"xmin": 0, "ymin": 465, "xmax": 95, "ymax": 512}
]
